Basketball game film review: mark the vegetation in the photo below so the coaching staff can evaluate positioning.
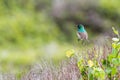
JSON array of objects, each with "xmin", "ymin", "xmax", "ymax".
[
  {"xmin": 18, "ymin": 27, "xmax": 120, "ymax": 80},
  {"xmin": 0, "ymin": 0, "xmax": 120, "ymax": 80},
  {"xmin": 76, "ymin": 27, "xmax": 120, "ymax": 80}
]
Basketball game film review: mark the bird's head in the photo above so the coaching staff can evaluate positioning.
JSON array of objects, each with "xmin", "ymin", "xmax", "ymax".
[
  {"xmin": 77, "ymin": 24, "xmax": 86, "ymax": 32},
  {"xmin": 77, "ymin": 24, "xmax": 84, "ymax": 29}
]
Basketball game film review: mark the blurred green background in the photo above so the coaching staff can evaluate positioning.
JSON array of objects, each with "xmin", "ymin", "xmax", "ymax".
[{"xmin": 0, "ymin": 0, "xmax": 120, "ymax": 75}]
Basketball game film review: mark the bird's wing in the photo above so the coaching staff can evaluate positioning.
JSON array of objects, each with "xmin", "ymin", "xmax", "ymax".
[
  {"xmin": 77, "ymin": 32, "xmax": 81, "ymax": 39},
  {"xmin": 84, "ymin": 31, "xmax": 88, "ymax": 39}
]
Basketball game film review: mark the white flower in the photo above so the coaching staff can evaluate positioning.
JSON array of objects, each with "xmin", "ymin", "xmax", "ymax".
[{"xmin": 112, "ymin": 38, "xmax": 119, "ymax": 42}]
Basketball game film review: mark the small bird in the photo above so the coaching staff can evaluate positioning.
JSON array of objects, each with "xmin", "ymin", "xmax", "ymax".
[{"xmin": 76, "ymin": 24, "xmax": 88, "ymax": 41}]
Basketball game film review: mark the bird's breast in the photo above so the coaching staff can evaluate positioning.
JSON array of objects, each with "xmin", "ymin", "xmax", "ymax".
[{"xmin": 77, "ymin": 32, "xmax": 88, "ymax": 40}]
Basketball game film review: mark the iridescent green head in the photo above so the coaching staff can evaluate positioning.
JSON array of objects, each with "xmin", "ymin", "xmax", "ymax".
[{"xmin": 77, "ymin": 24, "xmax": 86, "ymax": 32}]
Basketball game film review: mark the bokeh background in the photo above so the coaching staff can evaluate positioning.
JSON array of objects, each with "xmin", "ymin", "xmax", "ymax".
[{"xmin": 0, "ymin": 0, "xmax": 120, "ymax": 76}]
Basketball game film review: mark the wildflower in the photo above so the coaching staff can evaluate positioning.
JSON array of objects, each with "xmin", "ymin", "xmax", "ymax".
[
  {"xmin": 88, "ymin": 60, "xmax": 94, "ymax": 67},
  {"xmin": 112, "ymin": 38, "xmax": 119, "ymax": 42},
  {"xmin": 66, "ymin": 49, "xmax": 75, "ymax": 58}
]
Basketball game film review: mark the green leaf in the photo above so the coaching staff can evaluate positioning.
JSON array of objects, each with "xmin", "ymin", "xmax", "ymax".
[
  {"xmin": 112, "ymin": 58, "xmax": 120, "ymax": 65},
  {"xmin": 112, "ymin": 43, "xmax": 117, "ymax": 49},
  {"xmin": 112, "ymin": 27, "xmax": 119, "ymax": 35},
  {"xmin": 102, "ymin": 59, "xmax": 110, "ymax": 67},
  {"xmin": 108, "ymin": 53, "xmax": 117, "ymax": 62},
  {"xmin": 81, "ymin": 67, "xmax": 88, "ymax": 80},
  {"xmin": 93, "ymin": 67, "xmax": 105, "ymax": 80},
  {"xmin": 88, "ymin": 72, "xmax": 94, "ymax": 80},
  {"xmin": 88, "ymin": 68, "xmax": 94, "ymax": 80},
  {"xmin": 105, "ymin": 67, "xmax": 112, "ymax": 74},
  {"xmin": 116, "ymin": 42, "xmax": 120, "ymax": 50},
  {"xmin": 112, "ymin": 58, "xmax": 118, "ymax": 65},
  {"xmin": 112, "ymin": 48, "xmax": 118, "ymax": 54},
  {"xmin": 111, "ymin": 67, "xmax": 117, "ymax": 75},
  {"xmin": 118, "ymin": 58, "xmax": 120, "ymax": 62},
  {"xmin": 105, "ymin": 67, "xmax": 118, "ymax": 76},
  {"xmin": 77, "ymin": 59, "xmax": 84, "ymax": 70}
]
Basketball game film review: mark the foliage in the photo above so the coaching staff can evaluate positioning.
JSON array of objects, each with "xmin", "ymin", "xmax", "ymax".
[
  {"xmin": 67, "ymin": 27, "xmax": 120, "ymax": 80},
  {"xmin": 0, "ymin": 0, "xmax": 64, "ymax": 75},
  {"xmin": 104, "ymin": 27, "xmax": 120, "ymax": 80},
  {"xmin": 0, "ymin": 0, "xmax": 120, "ymax": 79}
]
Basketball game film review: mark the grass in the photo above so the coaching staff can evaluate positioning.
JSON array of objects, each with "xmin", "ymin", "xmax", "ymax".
[
  {"xmin": 16, "ymin": 45, "xmax": 112, "ymax": 80},
  {"xmin": 0, "ymin": 42, "xmax": 75, "ymax": 77},
  {"xmin": 20, "ymin": 43, "xmax": 120, "ymax": 80},
  {"xmin": 21, "ymin": 58, "xmax": 80, "ymax": 80},
  {"xmin": 0, "ymin": 0, "xmax": 120, "ymax": 79},
  {"xmin": 0, "ymin": 34, "xmax": 120, "ymax": 80}
]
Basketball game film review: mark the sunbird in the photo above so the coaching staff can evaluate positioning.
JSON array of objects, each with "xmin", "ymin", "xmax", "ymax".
[{"xmin": 76, "ymin": 24, "xmax": 88, "ymax": 41}]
